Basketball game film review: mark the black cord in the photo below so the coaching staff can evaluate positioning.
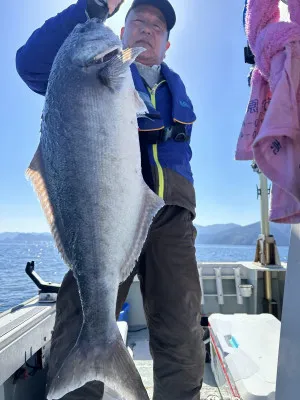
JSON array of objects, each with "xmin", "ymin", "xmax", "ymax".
[{"xmin": 128, "ymin": 327, "xmax": 148, "ymax": 333}]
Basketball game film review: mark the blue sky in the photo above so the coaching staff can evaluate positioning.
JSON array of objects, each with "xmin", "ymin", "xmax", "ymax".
[{"xmin": 0, "ymin": 0, "xmax": 263, "ymax": 232}]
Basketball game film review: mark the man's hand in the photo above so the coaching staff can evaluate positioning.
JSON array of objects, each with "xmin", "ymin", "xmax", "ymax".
[
  {"xmin": 86, "ymin": 0, "xmax": 125, "ymax": 19},
  {"xmin": 108, "ymin": 0, "xmax": 124, "ymax": 15}
]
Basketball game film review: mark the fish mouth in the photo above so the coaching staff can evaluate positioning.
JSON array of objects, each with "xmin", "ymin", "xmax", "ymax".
[{"xmin": 86, "ymin": 46, "xmax": 121, "ymax": 67}]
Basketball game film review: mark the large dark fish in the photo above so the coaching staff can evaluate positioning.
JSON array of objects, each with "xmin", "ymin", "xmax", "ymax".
[{"xmin": 26, "ymin": 6, "xmax": 164, "ymax": 400}]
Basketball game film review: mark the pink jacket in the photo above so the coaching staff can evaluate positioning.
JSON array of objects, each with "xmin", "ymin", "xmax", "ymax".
[{"xmin": 236, "ymin": 0, "xmax": 300, "ymax": 223}]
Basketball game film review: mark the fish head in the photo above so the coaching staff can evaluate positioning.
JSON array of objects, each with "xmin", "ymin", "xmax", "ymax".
[
  {"xmin": 69, "ymin": 18, "xmax": 122, "ymax": 69},
  {"xmin": 66, "ymin": 18, "xmax": 146, "ymax": 90}
]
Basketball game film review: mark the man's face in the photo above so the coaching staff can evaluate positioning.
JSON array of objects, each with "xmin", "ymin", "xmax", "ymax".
[{"xmin": 121, "ymin": 5, "xmax": 171, "ymax": 66}]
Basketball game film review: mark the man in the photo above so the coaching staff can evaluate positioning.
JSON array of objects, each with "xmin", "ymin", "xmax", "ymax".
[{"xmin": 16, "ymin": 0, "xmax": 205, "ymax": 399}]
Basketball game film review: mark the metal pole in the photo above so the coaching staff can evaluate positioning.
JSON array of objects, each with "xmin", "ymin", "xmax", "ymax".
[
  {"xmin": 252, "ymin": 163, "xmax": 279, "ymax": 317},
  {"xmin": 259, "ymin": 173, "xmax": 270, "ymax": 237},
  {"xmin": 258, "ymin": 172, "xmax": 273, "ymax": 311}
]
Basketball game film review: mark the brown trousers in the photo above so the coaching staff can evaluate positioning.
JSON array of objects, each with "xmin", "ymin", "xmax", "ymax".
[{"xmin": 46, "ymin": 206, "xmax": 205, "ymax": 400}]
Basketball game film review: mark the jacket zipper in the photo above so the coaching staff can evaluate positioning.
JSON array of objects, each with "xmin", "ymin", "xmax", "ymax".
[{"xmin": 148, "ymin": 81, "xmax": 166, "ymax": 199}]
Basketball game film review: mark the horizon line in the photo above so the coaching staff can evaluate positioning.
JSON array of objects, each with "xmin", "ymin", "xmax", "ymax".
[{"xmin": 0, "ymin": 221, "xmax": 268, "ymax": 234}]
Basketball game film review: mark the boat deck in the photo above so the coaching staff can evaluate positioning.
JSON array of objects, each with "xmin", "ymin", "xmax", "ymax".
[
  {"xmin": 128, "ymin": 329, "xmax": 220, "ymax": 399},
  {"xmin": 1, "ymin": 260, "xmax": 288, "ymax": 399},
  {"xmin": 0, "ymin": 298, "xmax": 219, "ymax": 399}
]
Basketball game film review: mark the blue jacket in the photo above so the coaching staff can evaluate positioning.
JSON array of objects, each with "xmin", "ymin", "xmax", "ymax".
[{"xmin": 16, "ymin": 0, "xmax": 197, "ymax": 214}]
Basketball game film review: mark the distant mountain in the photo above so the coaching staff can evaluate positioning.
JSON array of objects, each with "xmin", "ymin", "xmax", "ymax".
[
  {"xmin": 0, "ymin": 221, "xmax": 291, "ymax": 246},
  {"xmin": 195, "ymin": 222, "xmax": 291, "ymax": 246},
  {"xmin": 194, "ymin": 224, "xmax": 241, "ymax": 244},
  {"xmin": 0, "ymin": 232, "xmax": 52, "ymax": 243},
  {"xmin": 0, "ymin": 232, "xmax": 19, "ymax": 241}
]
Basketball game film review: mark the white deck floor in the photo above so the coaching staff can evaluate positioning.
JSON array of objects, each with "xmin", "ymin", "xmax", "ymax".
[{"xmin": 128, "ymin": 329, "xmax": 221, "ymax": 399}]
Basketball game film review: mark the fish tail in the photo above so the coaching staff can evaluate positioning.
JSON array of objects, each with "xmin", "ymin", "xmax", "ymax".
[{"xmin": 46, "ymin": 322, "xmax": 149, "ymax": 400}]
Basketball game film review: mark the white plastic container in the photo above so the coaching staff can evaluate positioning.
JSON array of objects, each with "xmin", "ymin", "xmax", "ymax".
[
  {"xmin": 209, "ymin": 313, "xmax": 280, "ymax": 400},
  {"xmin": 239, "ymin": 284, "xmax": 253, "ymax": 298}
]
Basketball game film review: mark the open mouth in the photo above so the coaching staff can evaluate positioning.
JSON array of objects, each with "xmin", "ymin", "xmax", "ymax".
[{"xmin": 87, "ymin": 46, "xmax": 121, "ymax": 66}]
